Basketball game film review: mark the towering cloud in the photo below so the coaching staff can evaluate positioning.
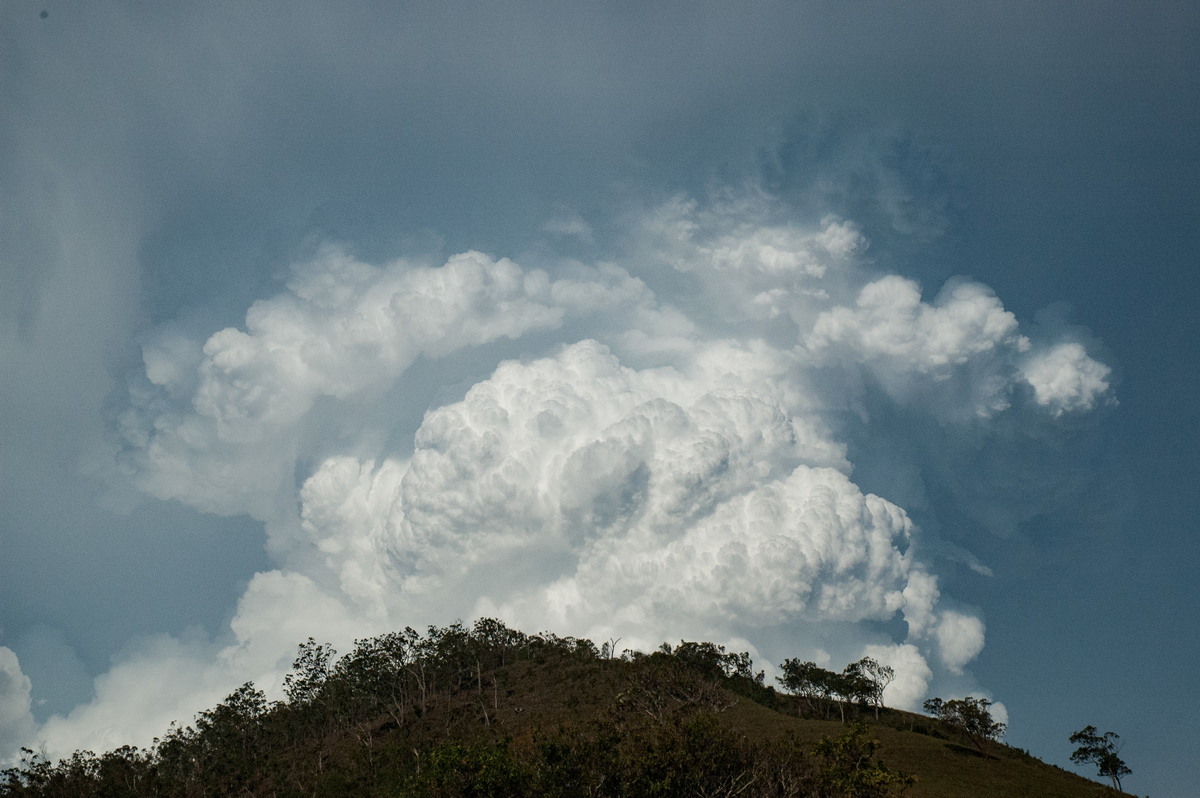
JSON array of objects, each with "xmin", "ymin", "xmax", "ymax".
[
  {"xmin": 118, "ymin": 246, "xmax": 651, "ymax": 520},
  {"xmin": 20, "ymin": 190, "xmax": 1109, "ymax": 761},
  {"xmin": 0, "ymin": 648, "xmax": 35, "ymax": 759}
]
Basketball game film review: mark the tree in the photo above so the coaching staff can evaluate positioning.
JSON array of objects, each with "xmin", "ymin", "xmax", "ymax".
[
  {"xmin": 846, "ymin": 657, "xmax": 894, "ymax": 720},
  {"xmin": 922, "ymin": 696, "xmax": 1006, "ymax": 758},
  {"xmin": 831, "ymin": 669, "xmax": 873, "ymax": 723},
  {"xmin": 283, "ymin": 637, "xmax": 336, "ymax": 705},
  {"xmin": 1069, "ymin": 725, "xmax": 1131, "ymax": 791},
  {"xmin": 778, "ymin": 659, "xmax": 830, "ymax": 699},
  {"xmin": 778, "ymin": 659, "xmax": 840, "ymax": 719},
  {"xmin": 778, "ymin": 658, "xmax": 883, "ymax": 722},
  {"xmin": 813, "ymin": 722, "xmax": 916, "ymax": 797}
]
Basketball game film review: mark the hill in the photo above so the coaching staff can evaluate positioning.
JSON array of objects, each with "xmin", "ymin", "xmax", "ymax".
[{"xmin": 0, "ymin": 620, "xmax": 1131, "ymax": 797}]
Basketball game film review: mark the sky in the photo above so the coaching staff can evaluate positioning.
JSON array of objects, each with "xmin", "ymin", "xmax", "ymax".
[{"xmin": 0, "ymin": 1, "xmax": 1196, "ymax": 794}]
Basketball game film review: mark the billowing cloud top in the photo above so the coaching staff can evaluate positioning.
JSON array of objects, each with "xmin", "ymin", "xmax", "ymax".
[{"xmin": 14, "ymin": 192, "xmax": 1109, "ymax": 760}]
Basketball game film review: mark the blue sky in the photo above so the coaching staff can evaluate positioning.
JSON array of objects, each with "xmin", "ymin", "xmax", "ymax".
[{"xmin": 1, "ymin": 2, "xmax": 1196, "ymax": 794}]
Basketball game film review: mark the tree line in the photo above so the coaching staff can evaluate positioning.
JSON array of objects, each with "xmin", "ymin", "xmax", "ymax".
[
  {"xmin": 0, "ymin": 620, "xmax": 916, "ymax": 797},
  {"xmin": 776, "ymin": 657, "xmax": 894, "ymax": 723},
  {"xmin": 0, "ymin": 618, "xmax": 1130, "ymax": 796}
]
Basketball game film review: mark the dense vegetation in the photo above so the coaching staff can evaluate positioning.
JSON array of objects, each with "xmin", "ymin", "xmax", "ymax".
[{"xmin": 1, "ymin": 620, "xmax": 1132, "ymax": 797}]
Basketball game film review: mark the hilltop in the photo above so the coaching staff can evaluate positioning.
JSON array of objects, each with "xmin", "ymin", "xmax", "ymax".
[{"xmin": 1, "ymin": 620, "xmax": 1131, "ymax": 797}]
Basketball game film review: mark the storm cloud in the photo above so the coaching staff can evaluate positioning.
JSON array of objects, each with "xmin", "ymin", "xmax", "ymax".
[
  {"xmin": 3, "ymin": 2, "xmax": 1194, "ymax": 792},
  {"xmin": 6, "ymin": 189, "xmax": 1109, "ymax": 756}
]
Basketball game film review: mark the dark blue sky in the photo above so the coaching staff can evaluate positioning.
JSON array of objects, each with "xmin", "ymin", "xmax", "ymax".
[{"xmin": 2, "ymin": 2, "xmax": 1196, "ymax": 793}]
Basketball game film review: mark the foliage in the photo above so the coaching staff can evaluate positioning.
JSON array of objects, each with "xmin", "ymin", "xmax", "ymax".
[
  {"xmin": 0, "ymin": 619, "xmax": 1109, "ymax": 798},
  {"xmin": 283, "ymin": 637, "xmax": 337, "ymax": 705},
  {"xmin": 1069, "ymin": 725, "xmax": 1131, "ymax": 791},
  {"xmin": 669, "ymin": 641, "xmax": 759, "ymax": 683},
  {"xmin": 405, "ymin": 739, "xmax": 530, "ymax": 797},
  {"xmin": 1, "ymin": 746, "xmax": 155, "ymax": 798},
  {"xmin": 922, "ymin": 696, "xmax": 1006, "ymax": 758},
  {"xmin": 776, "ymin": 658, "xmax": 881, "ymax": 722},
  {"xmin": 813, "ymin": 722, "xmax": 916, "ymax": 798},
  {"xmin": 845, "ymin": 658, "xmax": 894, "ymax": 720},
  {"xmin": 777, "ymin": 659, "xmax": 836, "ymax": 712}
]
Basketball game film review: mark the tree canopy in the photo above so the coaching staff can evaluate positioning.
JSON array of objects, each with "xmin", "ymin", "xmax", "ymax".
[
  {"xmin": 777, "ymin": 657, "xmax": 886, "ymax": 723},
  {"xmin": 0, "ymin": 620, "xmax": 920, "ymax": 798},
  {"xmin": 922, "ymin": 696, "xmax": 1006, "ymax": 759},
  {"xmin": 1069, "ymin": 725, "xmax": 1131, "ymax": 791}
]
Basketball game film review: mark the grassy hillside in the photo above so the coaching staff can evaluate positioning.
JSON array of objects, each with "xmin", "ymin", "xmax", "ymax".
[{"xmin": 1, "ymin": 621, "xmax": 1130, "ymax": 797}]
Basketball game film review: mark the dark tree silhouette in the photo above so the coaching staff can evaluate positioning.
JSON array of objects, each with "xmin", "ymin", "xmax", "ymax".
[{"xmin": 1069, "ymin": 725, "xmax": 1131, "ymax": 791}]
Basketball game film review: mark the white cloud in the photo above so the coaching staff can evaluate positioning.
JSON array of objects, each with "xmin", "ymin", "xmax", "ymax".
[
  {"xmin": 35, "ymin": 636, "xmax": 215, "ymax": 761},
  {"xmin": 638, "ymin": 194, "xmax": 867, "ymax": 323},
  {"xmin": 0, "ymin": 647, "xmax": 35, "ymax": 764},
  {"xmin": 299, "ymin": 457, "xmax": 407, "ymax": 616},
  {"xmin": 504, "ymin": 464, "xmax": 917, "ymax": 636},
  {"xmin": 899, "ymin": 569, "xmax": 940, "ymax": 637},
  {"xmin": 32, "ymin": 189, "xmax": 1112, "ymax": 761},
  {"xmin": 804, "ymin": 274, "xmax": 1114, "ymax": 419},
  {"xmin": 32, "ymin": 570, "xmax": 379, "ymax": 762},
  {"xmin": 288, "ymin": 339, "xmax": 965, "ymax": 690},
  {"xmin": 808, "ymin": 276, "xmax": 1026, "ymax": 371},
  {"xmin": 116, "ymin": 246, "xmax": 651, "ymax": 520},
  {"xmin": 863, "ymin": 642, "xmax": 933, "ymax": 712},
  {"xmin": 933, "ymin": 610, "xmax": 987, "ymax": 674},
  {"xmin": 190, "ymin": 247, "xmax": 564, "ymax": 437},
  {"xmin": 1021, "ymin": 341, "xmax": 1113, "ymax": 415},
  {"xmin": 296, "ymin": 340, "xmax": 851, "ymax": 623}
]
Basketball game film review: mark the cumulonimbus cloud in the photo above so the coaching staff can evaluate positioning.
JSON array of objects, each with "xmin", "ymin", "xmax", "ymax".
[
  {"xmin": 10, "ymin": 189, "xmax": 1112, "ymax": 762},
  {"xmin": 0, "ymin": 648, "xmax": 35, "ymax": 759}
]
